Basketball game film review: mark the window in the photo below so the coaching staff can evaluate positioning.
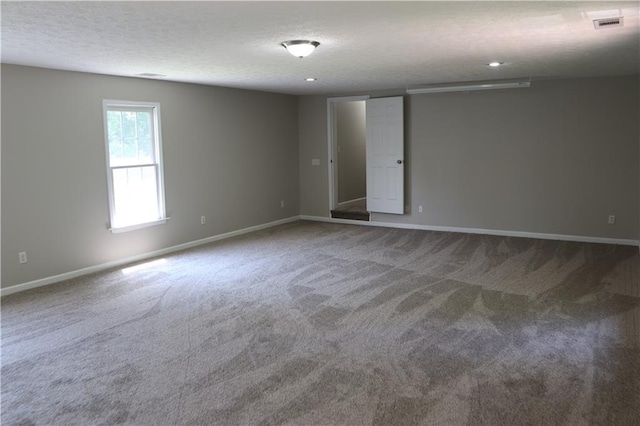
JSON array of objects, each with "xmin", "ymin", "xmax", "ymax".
[{"xmin": 103, "ymin": 100, "xmax": 166, "ymax": 232}]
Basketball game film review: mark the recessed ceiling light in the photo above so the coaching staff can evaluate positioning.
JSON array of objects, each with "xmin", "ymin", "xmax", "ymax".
[
  {"xmin": 488, "ymin": 62, "xmax": 503, "ymax": 67},
  {"xmin": 137, "ymin": 73, "xmax": 166, "ymax": 78},
  {"xmin": 305, "ymin": 78, "xmax": 317, "ymax": 82}
]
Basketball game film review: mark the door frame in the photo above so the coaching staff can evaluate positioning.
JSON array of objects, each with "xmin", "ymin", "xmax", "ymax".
[{"xmin": 326, "ymin": 95, "xmax": 370, "ymax": 212}]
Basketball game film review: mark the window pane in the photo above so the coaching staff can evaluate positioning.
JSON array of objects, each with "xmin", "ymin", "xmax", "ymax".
[
  {"xmin": 107, "ymin": 111, "xmax": 122, "ymax": 139},
  {"xmin": 121, "ymin": 112, "xmax": 137, "ymax": 164},
  {"xmin": 121, "ymin": 111, "xmax": 136, "ymax": 140},
  {"xmin": 112, "ymin": 166, "xmax": 159, "ymax": 228},
  {"xmin": 136, "ymin": 111, "xmax": 153, "ymax": 163},
  {"xmin": 107, "ymin": 109, "xmax": 154, "ymax": 167},
  {"xmin": 107, "ymin": 111, "xmax": 124, "ymax": 165}
]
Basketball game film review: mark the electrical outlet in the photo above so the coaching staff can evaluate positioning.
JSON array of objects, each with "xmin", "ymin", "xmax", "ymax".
[
  {"xmin": 19, "ymin": 251, "xmax": 27, "ymax": 264},
  {"xmin": 280, "ymin": 200, "xmax": 285, "ymax": 208},
  {"xmin": 418, "ymin": 205, "xmax": 423, "ymax": 213},
  {"xmin": 201, "ymin": 216, "xmax": 206, "ymax": 225},
  {"xmin": 608, "ymin": 215, "xmax": 615, "ymax": 224}
]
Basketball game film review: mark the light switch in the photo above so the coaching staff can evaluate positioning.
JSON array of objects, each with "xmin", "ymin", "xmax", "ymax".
[{"xmin": 311, "ymin": 159, "xmax": 320, "ymax": 166}]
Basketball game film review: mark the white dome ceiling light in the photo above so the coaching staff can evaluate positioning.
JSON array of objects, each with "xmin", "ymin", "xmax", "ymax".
[{"xmin": 281, "ymin": 40, "xmax": 320, "ymax": 58}]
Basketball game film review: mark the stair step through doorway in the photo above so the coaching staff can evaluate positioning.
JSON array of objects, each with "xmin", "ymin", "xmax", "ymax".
[{"xmin": 330, "ymin": 198, "xmax": 370, "ymax": 221}]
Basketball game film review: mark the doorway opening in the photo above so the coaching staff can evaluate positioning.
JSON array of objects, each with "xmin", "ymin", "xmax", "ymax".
[
  {"xmin": 327, "ymin": 95, "xmax": 405, "ymax": 221},
  {"xmin": 327, "ymin": 96, "xmax": 369, "ymax": 221}
]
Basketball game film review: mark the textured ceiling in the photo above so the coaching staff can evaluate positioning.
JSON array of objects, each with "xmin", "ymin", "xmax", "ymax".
[{"xmin": 1, "ymin": 1, "xmax": 638, "ymax": 95}]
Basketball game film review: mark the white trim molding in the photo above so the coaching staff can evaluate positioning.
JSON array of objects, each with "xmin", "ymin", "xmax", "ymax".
[
  {"xmin": 299, "ymin": 215, "xmax": 640, "ymax": 246},
  {"xmin": 406, "ymin": 78, "xmax": 531, "ymax": 94},
  {"xmin": 0, "ymin": 216, "xmax": 300, "ymax": 297}
]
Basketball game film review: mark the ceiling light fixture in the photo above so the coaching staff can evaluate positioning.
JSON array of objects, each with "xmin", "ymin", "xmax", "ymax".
[
  {"xmin": 281, "ymin": 40, "xmax": 320, "ymax": 58},
  {"xmin": 488, "ymin": 62, "xmax": 503, "ymax": 67},
  {"xmin": 137, "ymin": 73, "xmax": 166, "ymax": 79},
  {"xmin": 305, "ymin": 78, "xmax": 317, "ymax": 82},
  {"xmin": 406, "ymin": 78, "xmax": 531, "ymax": 94}
]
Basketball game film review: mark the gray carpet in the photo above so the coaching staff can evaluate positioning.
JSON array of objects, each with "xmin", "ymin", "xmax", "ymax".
[{"xmin": 2, "ymin": 220, "xmax": 639, "ymax": 425}]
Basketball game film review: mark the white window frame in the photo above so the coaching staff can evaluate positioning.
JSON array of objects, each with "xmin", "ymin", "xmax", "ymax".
[{"xmin": 103, "ymin": 100, "xmax": 167, "ymax": 233}]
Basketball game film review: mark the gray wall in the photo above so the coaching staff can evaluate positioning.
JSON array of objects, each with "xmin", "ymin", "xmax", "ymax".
[
  {"xmin": 2, "ymin": 64, "xmax": 299, "ymax": 288},
  {"xmin": 298, "ymin": 95, "xmax": 328, "ymax": 216},
  {"xmin": 336, "ymin": 101, "xmax": 366, "ymax": 203},
  {"xmin": 300, "ymin": 75, "xmax": 640, "ymax": 240}
]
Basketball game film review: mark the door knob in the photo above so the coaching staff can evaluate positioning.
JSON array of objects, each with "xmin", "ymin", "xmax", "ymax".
[{"xmin": 397, "ymin": 160, "xmax": 403, "ymax": 164}]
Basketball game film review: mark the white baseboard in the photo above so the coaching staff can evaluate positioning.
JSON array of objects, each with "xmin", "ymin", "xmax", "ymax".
[
  {"xmin": 1, "ymin": 216, "xmax": 300, "ymax": 297},
  {"xmin": 3, "ymin": 214, "xmax": 637, "ymax": 297},
  {"xmin": 300, "ymin": 215, "xmax": 640, "ymax": 246}
]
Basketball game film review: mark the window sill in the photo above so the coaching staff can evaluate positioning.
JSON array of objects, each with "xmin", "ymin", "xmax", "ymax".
[{"xmin": 109, "ymin": 218, "xmax": 167, "ymax": 234}]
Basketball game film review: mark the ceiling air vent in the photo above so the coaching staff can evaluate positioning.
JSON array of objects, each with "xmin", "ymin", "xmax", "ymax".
[{"xmin": 593, "ymin": 17, "xmax": 623, "ymax": 29}]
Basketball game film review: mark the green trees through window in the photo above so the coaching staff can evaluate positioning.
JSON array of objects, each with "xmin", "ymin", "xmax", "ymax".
[{"xmin": 107, "ymin": 110, "xmax": 153, "ymax": 166}]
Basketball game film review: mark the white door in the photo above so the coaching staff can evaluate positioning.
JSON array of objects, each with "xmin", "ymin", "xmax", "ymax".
[{"xmin": 366, "ymin": 97, "xmax": 404, "ymax": 214}]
